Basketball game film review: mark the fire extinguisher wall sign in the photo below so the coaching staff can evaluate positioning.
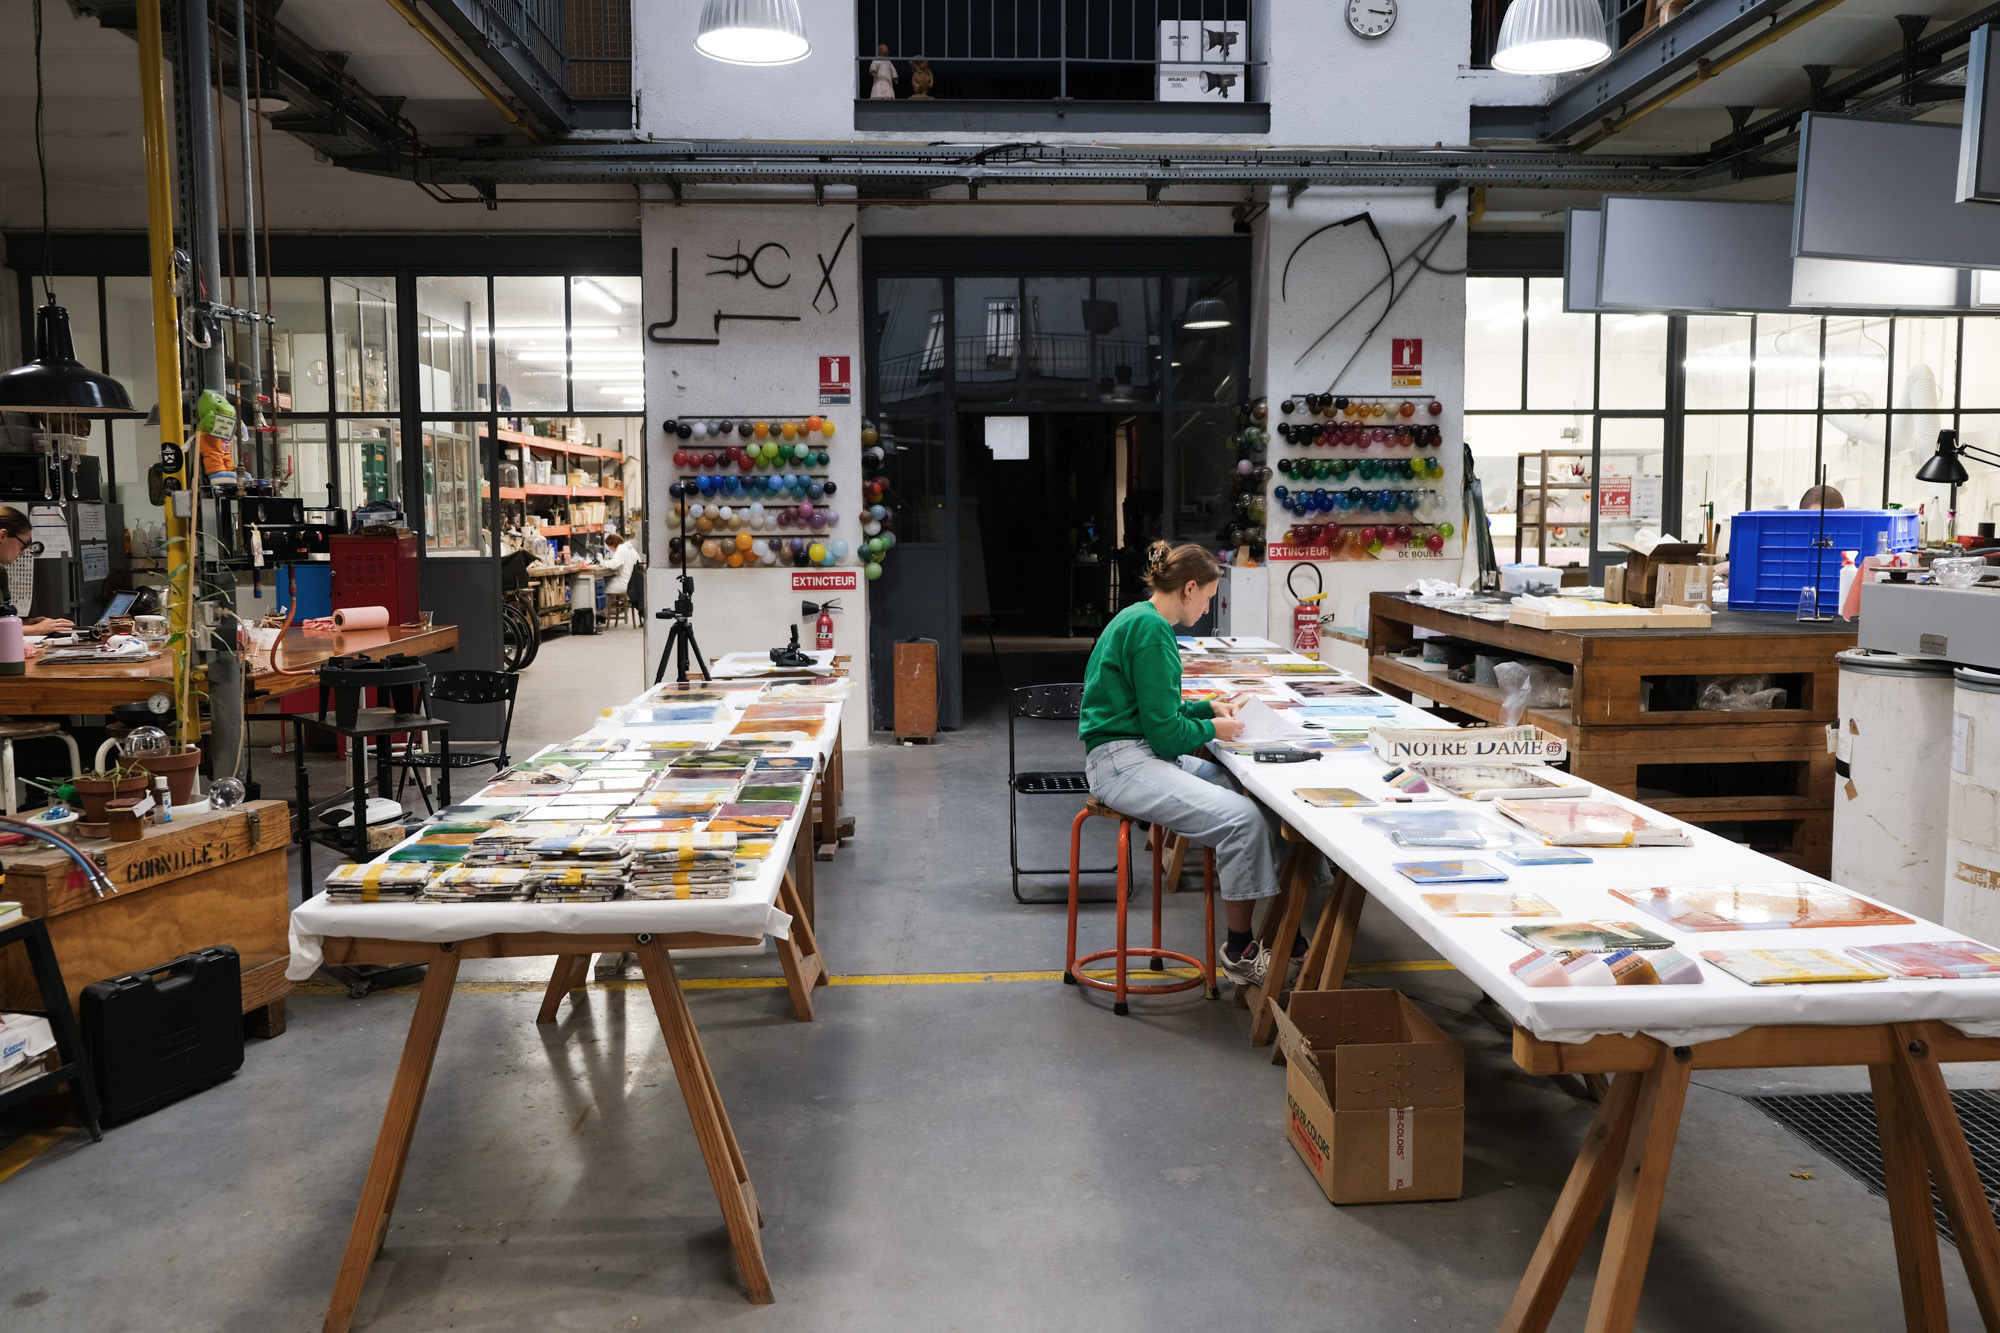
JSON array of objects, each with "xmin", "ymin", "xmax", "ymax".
[{"xmin": 1287, "ymin": 563, "xmax": 1325, "ymax": 660}]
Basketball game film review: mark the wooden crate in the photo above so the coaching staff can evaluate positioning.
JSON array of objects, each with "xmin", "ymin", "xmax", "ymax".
[{"xmin": 0, "ymin": 801, "xmax": 293, "ymax": 1033}]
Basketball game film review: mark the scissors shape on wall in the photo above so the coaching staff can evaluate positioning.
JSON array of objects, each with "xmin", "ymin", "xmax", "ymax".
[
  {"xmin": 707, "ymin": 241, "xmax": 791, "ymax": 289},
  {"xmin": 813, "ymin": 224, "xmax": 856, "ymax": 315}
]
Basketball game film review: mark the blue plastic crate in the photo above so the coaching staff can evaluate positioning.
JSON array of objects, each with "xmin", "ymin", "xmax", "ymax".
[{"xmin": 1727, "ymin": 508, "xmax": 1918, "ymax": 613}]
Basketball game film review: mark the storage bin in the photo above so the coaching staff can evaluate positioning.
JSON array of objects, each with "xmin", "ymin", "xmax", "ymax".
[{"xmin": 1726, "ymin": 508, "xmax": 1918, "ymax": 613}]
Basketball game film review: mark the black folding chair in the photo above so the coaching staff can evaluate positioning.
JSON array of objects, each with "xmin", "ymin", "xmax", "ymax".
[
  {"xmin": 389, "ymin": 669, "xmax": 519, "ymax": 813},
  {"xmin": 1008, "ymin": 683, "xmax": 1120, "ymax": 904}
]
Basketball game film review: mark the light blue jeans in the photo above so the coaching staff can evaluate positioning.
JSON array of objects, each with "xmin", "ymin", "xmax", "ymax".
[{"xmin": 1083, "ymin": 738, "xmax": 1284, "ymax": 901}]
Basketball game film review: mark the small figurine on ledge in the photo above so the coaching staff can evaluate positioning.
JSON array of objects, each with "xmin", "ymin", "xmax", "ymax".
[
  {"xmin": 869, "ymin": 44, "xmax": 898, "ymax": 99},
  {"xmin": 910, "ymin": 59, "xmax": 934, "ymax": 99}
]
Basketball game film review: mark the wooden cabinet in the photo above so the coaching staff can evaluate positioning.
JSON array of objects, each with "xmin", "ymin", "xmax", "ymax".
[
  {"xmin": 1367, "ymin": 593, "xmax": 1855, "ymax": 876},
  {"xmin": 0, "ymin": 801, "xmax": 293, "ymax": 1034}
]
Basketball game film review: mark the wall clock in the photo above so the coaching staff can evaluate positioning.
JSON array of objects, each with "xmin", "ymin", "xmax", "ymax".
[{"xmin": 1347, "ymin": 0, "xmax": 1396, "ymax": 38}]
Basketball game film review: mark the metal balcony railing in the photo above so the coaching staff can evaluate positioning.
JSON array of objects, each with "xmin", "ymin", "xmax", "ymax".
[
  {"xmin": 879, "ymin": 333, "xmax": 1160, "ymax": 401},
  {"xmin": 858, "ymin": 0, "xmax": 1257, "ymax": 102}
]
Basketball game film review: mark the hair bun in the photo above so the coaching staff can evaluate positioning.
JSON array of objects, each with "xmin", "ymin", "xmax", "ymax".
[{"xmin": 1144, "ymin": 540, "xmax": 1171, "ymax": 576}]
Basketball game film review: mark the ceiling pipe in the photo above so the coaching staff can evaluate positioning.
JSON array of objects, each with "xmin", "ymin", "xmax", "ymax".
[{"xmin": 1571, "ymin": 0, "xmax": 1852, "ymax": 151}]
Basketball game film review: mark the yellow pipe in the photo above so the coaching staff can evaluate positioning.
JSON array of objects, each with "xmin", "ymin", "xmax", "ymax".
[
  {"xmin": 136, "ymin": 0, "xmax": 197, "ymax": 744},
  {"xmin": 381, "ymin": 0, "xmax": 544, "ymax": 144},
  {"xmin": 1573, "ymin": 0, "xmax": 1852, "ymax": 152}
]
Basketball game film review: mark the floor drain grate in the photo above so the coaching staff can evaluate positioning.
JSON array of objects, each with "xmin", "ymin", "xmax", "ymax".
[{"xmin": 1745, "ymin": 1089, "xmax": 2000, "ymax": 1244}]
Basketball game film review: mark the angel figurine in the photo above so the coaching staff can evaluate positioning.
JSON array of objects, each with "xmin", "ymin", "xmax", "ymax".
[{"xmin": 869, "ymin": 44, "xmax": 898, "ymax": 99}]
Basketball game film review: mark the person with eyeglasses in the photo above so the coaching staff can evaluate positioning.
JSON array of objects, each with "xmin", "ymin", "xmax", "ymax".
[{"xmin": 0, "ymin": 507, "xmax": 72, "ymax": 635}]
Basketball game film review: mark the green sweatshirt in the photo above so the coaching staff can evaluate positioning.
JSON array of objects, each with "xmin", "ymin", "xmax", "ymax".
[{"xmin": 1079, "ymin": 601, "xmax": 1215, "ymax": 756}]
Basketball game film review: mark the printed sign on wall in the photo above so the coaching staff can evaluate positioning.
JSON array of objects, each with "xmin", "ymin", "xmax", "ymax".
[
  {"xmin": 792, "ymin": 571, "xmax": 857, "ymax": 592},
  {"xmin": 819, "ymin": 355, "xmax": 852, "ymax": 404},
  {"xmin": 1391, "ymin": 338, "xmax": 1423, "ymax": 387}
]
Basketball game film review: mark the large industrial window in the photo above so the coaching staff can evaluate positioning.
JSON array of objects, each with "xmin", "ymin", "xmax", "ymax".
[
  {"xmin": 1465, "ymin": 276, "xmax": 1992, "ymax": 572},
  {"xmin": 30, "ymin": 269, "xmax": 643, "ymax": 565}
]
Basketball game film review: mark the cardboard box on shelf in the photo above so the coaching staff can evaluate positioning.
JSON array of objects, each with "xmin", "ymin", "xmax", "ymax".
[
  {"xmin": 1608, "ymin": 538, "xmax": 1703, "ymax": 606},
  {"xmin": 1653, "ymin": 563, "xmax": 1708, "ymax": 608},
  {"xmin": 1603, "ymin": 564, "xmax": 1627, "ymax": 605},
  {"xmin": 1272, "ymin": 989, "xmax": 1464, "ymax": 1204}
]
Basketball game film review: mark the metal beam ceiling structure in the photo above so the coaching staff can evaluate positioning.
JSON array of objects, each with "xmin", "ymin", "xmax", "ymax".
[{"xmin": 384, "ymin": 140, "xmax": 1705, "ymax": 193}]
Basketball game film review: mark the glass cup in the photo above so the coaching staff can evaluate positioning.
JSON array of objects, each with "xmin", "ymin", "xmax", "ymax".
[{"xmin": 403, "ymin": 610, "xmax": 435, "ymax": 631}]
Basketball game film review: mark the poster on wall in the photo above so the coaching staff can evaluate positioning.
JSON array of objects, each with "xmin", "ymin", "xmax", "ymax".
[
  {"xmin": 1600, "ymin": 480, "xmax": 1632, "ymax": 520},
  {"xmin": 1392, "ymin": 338, "xmax": 1423, "ymax": 387},
  {"xmin": 819, "ymin": 355, "xmax": 852, "ymax": 404}
]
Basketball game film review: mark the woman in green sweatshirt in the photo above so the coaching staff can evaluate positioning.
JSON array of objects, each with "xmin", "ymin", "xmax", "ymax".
[{"xmin": 1080, "ymin": 541, "xmax": 1287, "ymax": 989}]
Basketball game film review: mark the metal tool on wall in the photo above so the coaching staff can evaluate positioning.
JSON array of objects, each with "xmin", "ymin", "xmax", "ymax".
[{"xmin": 707, "ymin": 241, "xmax": 791, "ymax": 288}]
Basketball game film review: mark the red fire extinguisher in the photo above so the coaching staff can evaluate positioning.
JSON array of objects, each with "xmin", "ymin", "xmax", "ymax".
[
  {"xmin": 807, "ymin": 598, "xmax": 841, "ymax": 652},
  {"xmin": 1287, "ymin": 563, "xmax": 1325, "ymax": 660}
]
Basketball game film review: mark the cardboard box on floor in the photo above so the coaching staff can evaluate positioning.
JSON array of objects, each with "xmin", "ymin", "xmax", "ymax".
[{"xmin": 1272, "ymin": 989, "xmax": 1464, "ymax": 1205}]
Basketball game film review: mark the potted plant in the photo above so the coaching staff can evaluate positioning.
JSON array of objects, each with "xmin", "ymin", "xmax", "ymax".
[
  {"xmin": 132, "ymin": 742, "xmax": 203, "ymax": 806},
  {"xmin": 73, "ymin": 763, "xmax": 152, "ymax": 824}
]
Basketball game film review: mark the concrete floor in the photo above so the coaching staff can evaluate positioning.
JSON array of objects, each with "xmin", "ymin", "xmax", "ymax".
[{"xmin": 2, "ymin": 626, "xmax": 1994, "ymax": 1330}]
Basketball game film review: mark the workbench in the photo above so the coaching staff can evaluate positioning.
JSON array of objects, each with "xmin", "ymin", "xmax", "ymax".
[
  {"xmin": 0, "ymin": 622, "xmax": 459, "ymax": 716},
  {"xmin": 0, "ymin": 801, "xmax": 293, "ymax": 1036},
  {"xmin": 1367, "ymin": 593, "xmax": 1854, "ymax": 876}
]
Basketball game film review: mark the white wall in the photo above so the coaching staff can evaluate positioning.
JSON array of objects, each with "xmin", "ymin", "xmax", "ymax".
[
  {"xmin": 640, "ymin": 194, "xmax": 871, "ymax": 747},
  {"xmin": 634, "ymin": 0, "xmax": 1556, "ymax": 149},
  {"xmin": 1256, "ymin": 188, "xmax": 1469, "ymax": 639}
]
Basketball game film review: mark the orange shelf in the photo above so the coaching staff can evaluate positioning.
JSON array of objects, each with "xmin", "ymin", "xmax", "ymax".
[
  {"xmin": 523, "ymin": 484, "xmax": 570, "ymax": 496},
  {"xmin": 533, "ymin": 524, "xmax": 605, "ymax": 539},
  {"xmin": 497, "ymin": 487, "xmax": 526, "ymax": 501},
  {"xmin": 495, "ymin": 427, "xmax": 630, "ymax": 461}
]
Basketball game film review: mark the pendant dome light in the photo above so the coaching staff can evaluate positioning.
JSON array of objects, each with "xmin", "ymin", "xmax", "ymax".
[
  {"xmin": 1491, "ymin": 0, "xmax": 1610, "ymax": 74},
  {"xmin": 1182, "ymin": 297, "xmax": 1233, "ymax": 330},
  {"xmin": 0, "ymin": 0, "xmax": 141, "ymax": 420},
  {"xmin": 696, "ymin": 0, "xmax": 810, "ymax": 65}
]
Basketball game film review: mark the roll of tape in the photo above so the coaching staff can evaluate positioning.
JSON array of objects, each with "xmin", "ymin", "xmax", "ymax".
[{"xmin": 332, "ymin": 605, "xmax": 390, "ymax": 630}]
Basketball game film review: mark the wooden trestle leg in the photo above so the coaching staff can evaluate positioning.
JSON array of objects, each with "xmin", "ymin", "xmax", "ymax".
[
  {"xmin": 635, "ymin": 939, "xmax": 774, "ymax": 1304},
  {"xmin": 323, "ymin": 944, "xmax": 464, "ymax": 1333}
]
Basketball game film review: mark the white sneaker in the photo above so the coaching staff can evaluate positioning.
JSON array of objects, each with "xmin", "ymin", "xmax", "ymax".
[
  {"xmin": 593, "ymin": 951, "xmax": 634, "ymax": 979},
  {"xmin": 1219, "ymin": 939, "xmax": 1271, "ymax": 989}
]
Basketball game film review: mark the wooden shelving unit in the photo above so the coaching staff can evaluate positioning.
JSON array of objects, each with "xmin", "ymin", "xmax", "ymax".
[
  {"xmin": 1367, "ymin": 592, "xmax": 1857, "ymax": 877},
  {"xmin": 494, "ymin": 425, "xmax": 631, "ymax": 560}
]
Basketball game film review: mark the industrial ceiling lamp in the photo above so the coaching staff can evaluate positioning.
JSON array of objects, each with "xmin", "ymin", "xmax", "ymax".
[
  {"xmin": 695, "ymin": 0, "xmax": 810, "ymax": 65},
  {"xmin": 0, "ymin": 0, "xmax": 142, "ymax": 420},
  {"xmin": 1491, "ymin": 0, "xmax": 1611, "ymax": 74},
  {"xmin": 1182, "ymin": 297, "xmax": 1233, "ymax": 330}
]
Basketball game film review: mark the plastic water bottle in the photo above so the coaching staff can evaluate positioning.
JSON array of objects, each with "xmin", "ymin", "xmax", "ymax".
[
  {"xmin": 1796, "ymin": 585, "xmax": 1820, "ymax": 620},
  {"xmin": 0, "ymin": 603, "xmax": 25, "ymax": 677}
]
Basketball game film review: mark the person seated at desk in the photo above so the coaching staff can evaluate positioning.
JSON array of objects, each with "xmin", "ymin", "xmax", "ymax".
[
  {"xmin": 0, "ymin": 506, "xmax": 71, "ymax": 635},
  {"xmin": 603, "ymin": 532, "xmax": 640, "ymax": 598},
  {"xmin": 1079, "ymin": 540, "xmax": 1296, "ymax": 991}
]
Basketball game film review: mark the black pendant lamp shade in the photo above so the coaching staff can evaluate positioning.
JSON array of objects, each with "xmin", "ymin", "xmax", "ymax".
[
  {"xmin": 0, "ymin": 303, "xmax": 144, "ymax": 417},
  {"xmin": 1917, "ymin": 429, "xmax": 1972, "ymax": 486}
]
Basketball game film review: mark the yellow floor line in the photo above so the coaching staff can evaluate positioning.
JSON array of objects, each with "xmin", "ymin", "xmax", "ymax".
[
  {"xmin": 293, "ymin": 958, "xmax": 1454, "ymax": 996},
  {"xmin": 0, "ymin": 1128, "xmax": 71, "ymax": 1185}
]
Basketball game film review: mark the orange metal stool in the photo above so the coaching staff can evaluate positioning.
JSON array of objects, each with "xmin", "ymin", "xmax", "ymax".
[{"xmin": 1064, "ymin": 796, "xmax": 1218, "ymax": 1014}]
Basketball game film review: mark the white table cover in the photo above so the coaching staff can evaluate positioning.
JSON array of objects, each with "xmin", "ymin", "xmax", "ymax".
[
  {"xmin": 287, "ymin": 690, "xmax": 843, "ymax": 979},
  {"xmin": 1215, "ymin": 734, "xmax": 2000, "ymax": 1046}
]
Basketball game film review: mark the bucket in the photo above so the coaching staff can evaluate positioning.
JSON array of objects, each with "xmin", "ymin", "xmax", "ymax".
[
  {"xmin": 1945, "ymin": 668, "xmax": 2000, "ymax": 939},
  {"xmin": 1831, "ymin": 650, "xmax": 1956, "ymax": 921}
]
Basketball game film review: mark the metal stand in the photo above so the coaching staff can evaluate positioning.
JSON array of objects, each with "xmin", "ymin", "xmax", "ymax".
[{"xmin": 654, "ymin": 503, "xmax": 711, "ymax": 685}]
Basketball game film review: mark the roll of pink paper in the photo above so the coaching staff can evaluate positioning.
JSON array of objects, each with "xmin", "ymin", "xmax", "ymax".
[{"xmin": 331, "ymin": 605, "xmax": 391, "ymax": 630}]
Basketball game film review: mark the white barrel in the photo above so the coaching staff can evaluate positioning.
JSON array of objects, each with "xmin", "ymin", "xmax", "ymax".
[
  {"xmin": 1834, "ymin": 650, "xmax": 1957, "ymax": 921},
  {"xmin": 1946, "ymin": 667, "xmax": 2000, "ymax": 940}
]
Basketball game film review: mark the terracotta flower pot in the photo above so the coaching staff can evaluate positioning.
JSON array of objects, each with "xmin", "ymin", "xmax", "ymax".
[
  {"xmin": 73, "ymin": 773, "xmax": 152, "ymax": 824},
  {"xmin": 134, "ymin": 744, "xmax": 204, "ymax": 806}
]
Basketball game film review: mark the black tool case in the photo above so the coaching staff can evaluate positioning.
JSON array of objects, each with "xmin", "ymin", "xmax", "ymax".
[{"xmin": 80, "ymin": 946, "xmax": 244, "ymax": 1125}]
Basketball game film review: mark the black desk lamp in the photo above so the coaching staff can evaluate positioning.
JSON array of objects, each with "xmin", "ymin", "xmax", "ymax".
[{"xmin": 1917, "ymin": 429, "xmax": 2000, "ymax": 536}]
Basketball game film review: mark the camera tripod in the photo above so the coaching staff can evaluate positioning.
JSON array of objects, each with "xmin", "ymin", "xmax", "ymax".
[{"xmin": 654, "ymin": 502, "xmax": 711, "ymax": 684}]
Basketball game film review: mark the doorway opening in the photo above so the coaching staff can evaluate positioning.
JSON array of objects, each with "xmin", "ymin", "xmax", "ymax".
[{"xmin": 958, "ymin": 412, "xmax": 1160, "ymax": 721}]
